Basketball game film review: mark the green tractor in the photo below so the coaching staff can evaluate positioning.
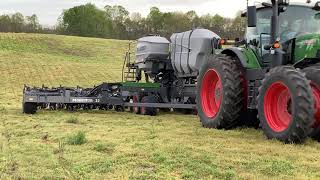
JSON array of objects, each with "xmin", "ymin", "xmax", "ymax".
[{"xmin": 196, "ymin": 0, "xmax": 320, "ymax": 143}]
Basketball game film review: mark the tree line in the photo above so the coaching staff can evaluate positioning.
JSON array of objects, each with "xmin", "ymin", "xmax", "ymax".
[
  {"xmin": 0, "ymin": 3, "xmax": 247, "ymax": 40},
  {"xmin": 0, "ymin": 13, "xmax": 42, "ymax": 33}
]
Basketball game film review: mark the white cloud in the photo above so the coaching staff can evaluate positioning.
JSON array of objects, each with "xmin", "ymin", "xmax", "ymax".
[{"xmin": 0, "ymin": 0, "xmax": 310, "ymax": 26}]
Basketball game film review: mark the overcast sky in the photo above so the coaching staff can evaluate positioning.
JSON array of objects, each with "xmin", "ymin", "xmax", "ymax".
[{"xmin": 0, "ymin": 0, "xmax": 308, "ymax": 26}]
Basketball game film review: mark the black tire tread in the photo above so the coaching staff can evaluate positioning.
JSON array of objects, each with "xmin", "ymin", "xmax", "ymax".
[
  {"xmin": 303, "ymin": 66, "xmax": 320, "ymax": 140},
  {"xmin": 23, "ymin": 102, "xmax": 37, "ymax": 114},
  {"xmin": 196, "ymin": 54, "xmax": 244, "ymax": 129},
  {"xmin": 258, "ymin": 66, "xmax": 314, "ymax": 144}
]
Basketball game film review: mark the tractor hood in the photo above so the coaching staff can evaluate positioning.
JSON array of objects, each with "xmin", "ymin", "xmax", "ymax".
[{"xmin": 294, "ymin": 34, "xmax": 320, "ymax": 62}]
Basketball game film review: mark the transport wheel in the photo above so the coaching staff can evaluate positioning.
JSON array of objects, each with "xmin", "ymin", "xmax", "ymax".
[
  {"xmin": 115, "ymin": 105, "xmax": 125, "ymax": 112},
  {"xmin": 196, "ymin": 54, "xmax": 244, "ymax": 129},
  {"xmin": 23, "ymin": 102, "xmax": 37, "ymax": 114},
  {"xmin": 258, "ymin": 66, "xmax": 314, "ymax": 143},
  {"xmin": 141, "ymin": 95, "xmax": 158, "ymax": 116},
  {"xmin": 67, "ymin": 105, "xmax": 75, "ymax": 112},
  {"xmin": 303, "ymin": 66, "xmax": 320, "ymax": 140},
  {"xmin": 108, "ymin": 105, "xmax": 114, "ymax": 110}
]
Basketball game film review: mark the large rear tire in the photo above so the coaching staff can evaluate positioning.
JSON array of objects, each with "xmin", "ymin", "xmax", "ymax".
[
  {"xmin": 258, "ymin": 66, "xmax": 314, "ymax": 143},
  {"xmin": 196, "ymin": 55, "xmax": 244, "ymax": 129},
  {"xmin": 303, "ymin": 66, "xmax": 320, "ymax": 140},
  {"xmin": 23, "ymin": 102, "xmax": 37, "ymax": 114}
]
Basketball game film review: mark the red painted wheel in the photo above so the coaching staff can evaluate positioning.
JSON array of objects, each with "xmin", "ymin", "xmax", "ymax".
[
  {"xmin": 196, "ymin": 55, "xmax": 244, "ymax": 129},
  {"xmin": 201, "ymin": 69, "xmax": 222, "ymax": 118},
  {"xmin": 311, "ymin": 83, "xmax": 320, "ymax": 127},
  {"xmin": 303, "ymin": 67, "xmax": 320, "ymax": 140},
  {"xmin": 258, "ymin": 66, "xmax": 314, "ymax": 143},
  {"xmin": 264, "ymin": 82, "xmax": 292, "ymax": 132},
  {"xmin": 141, "ymin": 106, "xmax": 146, "ymax": 115},
  {"xmin": 132, "ymin": 95, "xmax": 140, "ymax": 114}
]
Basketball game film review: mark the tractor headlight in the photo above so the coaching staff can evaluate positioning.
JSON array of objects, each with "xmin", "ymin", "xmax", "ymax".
[
  {"xmin": 279, "ymin": 0, "xmax": 289, "ymax": 6},
  {"xmin": 304, "ymin": 39, "xmax": 317, "ymax": 46}
]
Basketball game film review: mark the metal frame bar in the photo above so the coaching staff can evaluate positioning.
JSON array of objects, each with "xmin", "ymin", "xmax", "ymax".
[{"xmin": 23, "ymin": 81, "xmax": 197, "ymax": 110}]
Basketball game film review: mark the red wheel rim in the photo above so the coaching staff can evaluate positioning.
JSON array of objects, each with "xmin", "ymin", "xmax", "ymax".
[
  {"xmin": 201, "ymin": 69, "xmax": 222, "ymax": 118},
  {"xmin": 133, "ymin": 95, "xmax": 139, "ymax": 113},
  {"xmin": 311, "ymin": 83, "xmax": 320, "ymax": 128},
  {"xmin": 141, "ymin": 98, "xmax": 146, "ymax": 115},
  {"xmin": 141, "ymin": 106, "xmax": 145, "ymax": 114},
  {"xmin": 264, "ymin": 82, "xmax": 292, "ymax": 132}
]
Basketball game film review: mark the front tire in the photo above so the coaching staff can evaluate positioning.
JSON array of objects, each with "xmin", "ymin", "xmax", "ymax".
[
  {"xmin": 196, "ymin": 55, "xmax": 244, "ymax": 129},
  {"xmin": 303, "ymin": 66, "xmax": 320, "ymax": 140},
  {"xmin": 258, "ymin": 66, "xmax": 314, "ymax": 143}
]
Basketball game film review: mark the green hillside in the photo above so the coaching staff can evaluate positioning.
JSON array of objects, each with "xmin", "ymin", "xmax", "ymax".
[{"xmin": 1, "ymin": 33, "xmax": 320, "ymax": 179}]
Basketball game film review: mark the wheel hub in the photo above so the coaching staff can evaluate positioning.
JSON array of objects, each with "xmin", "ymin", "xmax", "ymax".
[
  {"xmin": 264, "ymin": 82, "xmax": 292, "ymax": 132},
  {"xmin": 215, "ymin": 87, "xmax": 222, "ymax": 101},
  {"xmin": 201, "ymin": 69, "xmax": 222, "ymax": 118}
]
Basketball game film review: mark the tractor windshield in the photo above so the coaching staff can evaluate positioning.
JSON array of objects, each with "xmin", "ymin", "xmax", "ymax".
[{"xmin": 257, "ymin": 5, "xmax": 320, "ymax": 42}]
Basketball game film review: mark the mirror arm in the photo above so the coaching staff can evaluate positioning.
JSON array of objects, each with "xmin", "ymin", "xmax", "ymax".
[{"xmin": 262, "ymin": 2, "xmax": 272, "ymax": 7}]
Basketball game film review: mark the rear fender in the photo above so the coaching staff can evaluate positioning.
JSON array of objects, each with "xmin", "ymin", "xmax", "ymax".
[
  {"xmin": 221, "ymin": 47, "xmax": 261, "ymax": 70},
  {"xmin": 221, "ymin": 48, "xmax": 248, "ymax": 70}
]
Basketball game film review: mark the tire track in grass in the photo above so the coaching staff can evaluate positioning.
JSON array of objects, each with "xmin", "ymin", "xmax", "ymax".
[
  {"xmin": 0, "ymin": 58, "xmax": 10, "ymax": 106},
  {"xmin": 24, "ymin": 55, "xmax": 35, "ymax": 89},
  {"xmin": 56, "ymin": 63, "xmax": 66, "ymax": 87},
  {"xmin": 33, "ymin": 58, "xmax": 46, "ymax": 87},
  {"xmin": 13, "ymin": 59, "xmax": 26, "ymax": 106},
  {"xmin": 46, "ymin": 62, "xmax": 55, "ymax": 87},
  {"xmin": 40, "ymin": 60, "xmax": 54, "ymax": 87},
  {"xmin": 65, "ymin": 63, "xmax": 78, "ymax": 86},
  {"xmin": 3, "ymin": 57, "xmax": 17, "ymax": 106}
]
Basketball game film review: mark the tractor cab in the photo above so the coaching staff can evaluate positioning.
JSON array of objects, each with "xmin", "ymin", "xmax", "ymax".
[
  {"xmin": 245, "ymin": 1, "xmax": 320, "ymax": 67},
  {"xmin": 246, "ymin": 3, "xmax": 320, "ymax": 42}
]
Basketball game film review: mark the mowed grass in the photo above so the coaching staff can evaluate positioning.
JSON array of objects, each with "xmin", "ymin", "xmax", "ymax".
[{"xmin": 0, "ymin": 33, "xmax": 320, "ymax": 179}]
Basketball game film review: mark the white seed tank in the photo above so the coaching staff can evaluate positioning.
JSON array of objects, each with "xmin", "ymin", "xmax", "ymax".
[
  {"xmin": 170, "ymin": 29, "xmax": 220, "ymax": 77},
  {"xmin": 136, "ymin": 36, "xmax": 170, "ymax": 64}
]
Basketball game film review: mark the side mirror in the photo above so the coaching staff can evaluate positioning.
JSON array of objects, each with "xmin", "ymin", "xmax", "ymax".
[
  {"xmin": 247, "ymin": 6, "xmax": 257, "ymax": 27},
  {"xmin": 313, "ymin": 2, "xmax": 320, "ymax": 11}
]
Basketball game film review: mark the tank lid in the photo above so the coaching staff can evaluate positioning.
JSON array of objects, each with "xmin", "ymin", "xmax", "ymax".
[{"xmin": 138, "ymin": 36, "xmax": 170, "ymax": 44}]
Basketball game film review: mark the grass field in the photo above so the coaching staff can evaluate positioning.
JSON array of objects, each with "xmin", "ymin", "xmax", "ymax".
[{"xmin": 1, "ymin": 33, "xmax": 320, "ymax": 179}]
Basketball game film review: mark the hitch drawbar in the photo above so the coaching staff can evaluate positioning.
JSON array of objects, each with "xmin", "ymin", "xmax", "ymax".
[{"xmin": 22, "ymin": 82, "xmax": 196, "ymax": 115}]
